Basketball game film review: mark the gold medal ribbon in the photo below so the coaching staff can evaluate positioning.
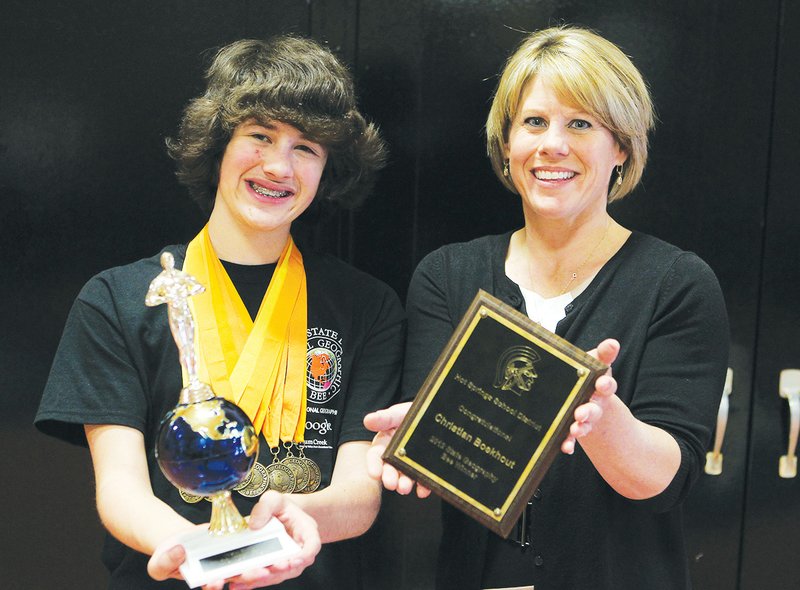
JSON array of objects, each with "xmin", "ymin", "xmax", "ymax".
[{"xmin": 181, "ymin": 226, "xmax": 307, "ymax": 447}]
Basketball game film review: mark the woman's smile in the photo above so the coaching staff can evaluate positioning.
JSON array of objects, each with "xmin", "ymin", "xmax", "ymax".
[{"xmin": 532, "ymin": 167, "xmax": 578, "ymax": 182}]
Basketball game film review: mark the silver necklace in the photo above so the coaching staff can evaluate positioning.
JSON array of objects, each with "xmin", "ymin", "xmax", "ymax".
[
  {"xmin": 525, "ymin": 218, "xmax": 611, "ymax": 298},
  {"xmin": 557, "ymin": 218, "xmax": 610, "ymax": 296}
]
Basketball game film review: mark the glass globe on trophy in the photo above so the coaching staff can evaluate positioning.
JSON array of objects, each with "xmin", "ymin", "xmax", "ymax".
[{"xmin": 146, "ymin": 252, "xmax": 299, "ymax": 588}]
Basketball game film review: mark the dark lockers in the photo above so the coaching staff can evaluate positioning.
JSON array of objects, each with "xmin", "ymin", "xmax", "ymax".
[{"xmin": 1, "ymin": 1, "xmax": 796, "ymax": 588}]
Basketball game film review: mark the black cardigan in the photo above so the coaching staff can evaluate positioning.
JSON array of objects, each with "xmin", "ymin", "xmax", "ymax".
[{"xmin": 401, "ymin": 231, "xmax": 729, "ymax": 590}]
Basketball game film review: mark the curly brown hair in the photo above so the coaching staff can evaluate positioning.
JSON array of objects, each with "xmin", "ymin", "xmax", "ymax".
[{"xmin": 167, "ymin": 36, "xmax": 387, "ymax": 212}]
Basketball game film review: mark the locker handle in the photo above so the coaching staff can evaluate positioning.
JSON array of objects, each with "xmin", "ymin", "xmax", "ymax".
[
  {"xmin": 778, "ymin": 369, "xmax": 800, "ymax": 478},
  {"xmin": 705, "ymin": 368, "xmax": 733, "ymax": 476}
]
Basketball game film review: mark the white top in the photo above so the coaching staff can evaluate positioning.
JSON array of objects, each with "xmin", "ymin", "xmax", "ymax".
[{"xmin": 518, "ymin": 285, "xmax": 572, "ymax": 332}]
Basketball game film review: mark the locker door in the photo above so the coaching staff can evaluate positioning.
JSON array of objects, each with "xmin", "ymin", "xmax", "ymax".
[{"xmin": 739, "ymin": 2, "xmax": 800, "ymax": 588}]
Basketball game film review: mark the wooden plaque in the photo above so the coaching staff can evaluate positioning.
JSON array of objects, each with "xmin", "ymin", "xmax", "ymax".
[{"xmin": 383, "ymin": 290, "xmax": 607, "ymax": 537}]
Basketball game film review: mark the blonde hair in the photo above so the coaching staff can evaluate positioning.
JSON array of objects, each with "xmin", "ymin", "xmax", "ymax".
[{"xmin": 486, "ymin": 26, "xmax": 654, "ymax": 202}]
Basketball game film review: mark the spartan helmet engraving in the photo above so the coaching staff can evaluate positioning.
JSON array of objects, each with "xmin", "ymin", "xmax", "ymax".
[{"xmin": 493, "ymin": 345, "xmax": 541, "ymax": 396}]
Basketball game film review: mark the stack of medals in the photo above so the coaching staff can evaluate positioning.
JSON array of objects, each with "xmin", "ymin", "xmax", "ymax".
[
  {"xmin": 177, "ymin": 230, "xmax": 319, "ymax": 504},
  {"xmin": 180, "ymin": 444, "xmax": 320, "ymax": 503}
]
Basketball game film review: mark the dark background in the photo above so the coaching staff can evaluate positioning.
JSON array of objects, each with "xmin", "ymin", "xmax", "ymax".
[{"xmin": 2, "ymin": 1, "xmax": 798, "ymax": 588}]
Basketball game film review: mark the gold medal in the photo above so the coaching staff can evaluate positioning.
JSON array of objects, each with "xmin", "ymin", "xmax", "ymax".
[
  {"xmin": 266, "ymin": 447, "xmax": 296, "ymax": 494},
  {"xmin": 266, "ymin": 462, "xmax": 296, "ymax": 493},
  {"xmin": 237, "ymin": 461, "xmax": 269, "ymax": 498},
  {"xmin": 234, "ymin": 465, "xmax": 255, "ymax": 491},
  {"xmin": 179, "ymin": 489, "xmax": 204, "ymax": 504},
  {"xmin": 282, "ymin": 456, "xmax": 310, "ymax": 493},
  {"xmin": 282, "ymin": 443, "xmax": 311, "ymax": 493},
  {"xmin": 298, "ymin": 445, "xmax": 321, "ymax": 493},
  {"xmin": 301, "ymin": 457, "xmax": 321, "ymax": 493}
]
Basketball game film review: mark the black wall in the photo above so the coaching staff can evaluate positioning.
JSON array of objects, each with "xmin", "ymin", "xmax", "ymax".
[{"xmin": 1, "ymin": 1, "xmax": 795, "ymax": 588}]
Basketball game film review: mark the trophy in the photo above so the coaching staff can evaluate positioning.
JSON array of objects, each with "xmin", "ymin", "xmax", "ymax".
[{"xmin": 146, "ymin": 252, "xmax": 300, "ymax": 588}]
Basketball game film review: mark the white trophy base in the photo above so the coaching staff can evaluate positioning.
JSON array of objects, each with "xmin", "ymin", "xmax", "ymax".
[{"xmin": 177, "ymin": 517, "xmax": 301, "ymax": 588}]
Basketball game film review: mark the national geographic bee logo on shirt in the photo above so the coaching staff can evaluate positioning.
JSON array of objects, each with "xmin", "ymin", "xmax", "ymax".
[{"xmin": 306, "ymin": 327, "xmax": 343, "ymax": 404}]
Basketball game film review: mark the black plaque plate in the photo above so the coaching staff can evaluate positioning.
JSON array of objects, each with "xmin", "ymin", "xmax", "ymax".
[{"xmin": 383, "ymin": 290, "xmax": 607, "ymax": 537}]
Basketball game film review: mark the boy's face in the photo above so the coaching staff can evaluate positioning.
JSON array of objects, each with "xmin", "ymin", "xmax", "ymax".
[{"xmin": 212, "ymin": 119, "xmax": 328, "ymax": 242}]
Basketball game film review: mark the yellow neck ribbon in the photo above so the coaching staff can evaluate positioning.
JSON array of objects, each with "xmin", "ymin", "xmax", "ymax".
[{"xmin": 182, "ymin": 226, "xmax": 307, "ymax": 448}]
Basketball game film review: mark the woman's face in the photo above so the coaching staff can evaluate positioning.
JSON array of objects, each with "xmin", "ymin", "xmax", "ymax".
[
  {"xmin": 212, "ymin": 119, "xmax": 328, "ymax": 239},
  {"xmin": 505, "ymin": 77, "xmax": 626, "ymax": 225}
]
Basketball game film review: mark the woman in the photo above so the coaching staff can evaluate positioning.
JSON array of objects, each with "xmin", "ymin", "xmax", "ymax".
[
  {"xmin": 36, "ymin": 35, "xmax": 404, "ymax": 589},
  {"xmin": 366, "ymin": 26, "xmax": 728, "ymax": 590}
]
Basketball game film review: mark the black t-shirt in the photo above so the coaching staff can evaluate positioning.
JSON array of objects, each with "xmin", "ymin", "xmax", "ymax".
[
  {"xmin": 35, "ymin": 243, "xmax": 406, "ymax": 590},
  {"xmin": 220, "ymin": 260, "xmax": 276, "ymax": 320}
]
